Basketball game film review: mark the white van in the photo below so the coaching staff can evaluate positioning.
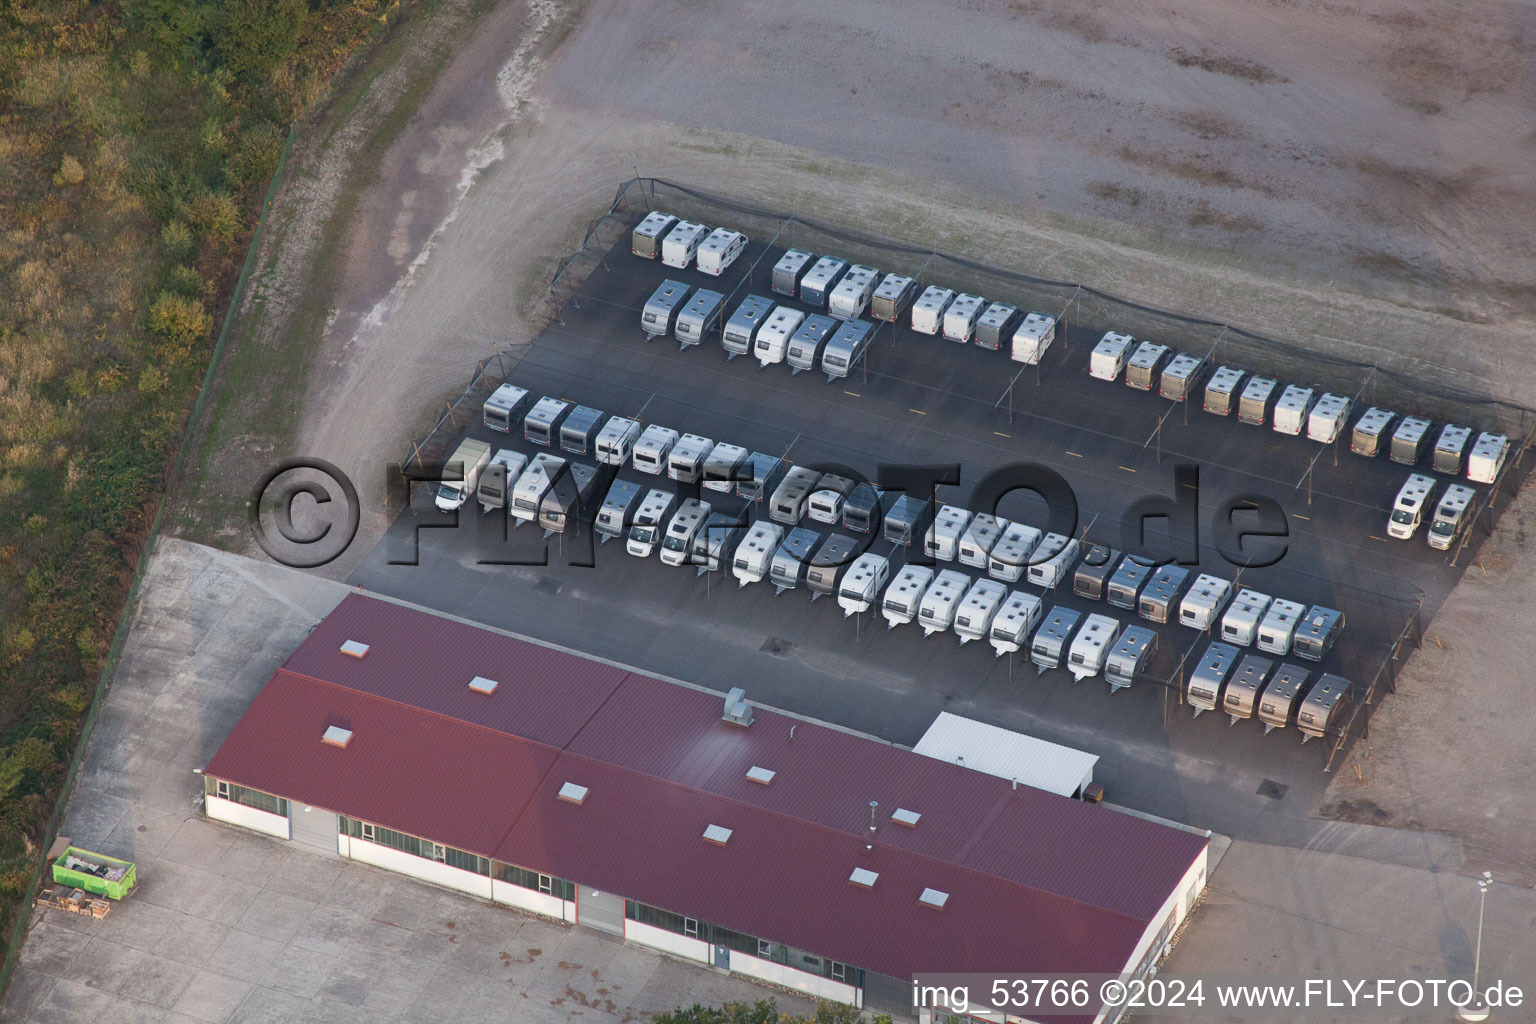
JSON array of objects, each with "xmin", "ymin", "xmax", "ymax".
[
  {"xmin": 1011, "ymin": 312, "xmax": 1057, "ymax": 365},
  {"xmin": 917, "ymin": 570, "xmax": 970, "ymax": 636},
  {"xmin": 696, "ymin": 228, "xmax": 747, "ymax": 276},
  {"xmin": 632, "ymin": 424, "xmax": 679, "ymax": 475},
  {"xmin": 1273, "ymin": 385, "xmax": 1317, "ymax": 437},
  {"xmin": 659, "ymin": 498, "xmax": 711, "ymax": 567},
  {"xmin": 954, "ymin": 578, "xmax": 1008, "ymax": 645},
  {"xmin": 1027, "ymin": 534, "xmax": 1078, "ymax": 589},
  {"xmin": 626, "ymin": 489, "xmax": 680, "ymax": 558},
  {"xmin": 1427, "ymin": 484, "xmax": 1475, "ymax": 551},
  {"xmin": 1307, "ymin": 393, "xmax": 1351, "ymax": 443},
  {"xmin": 910, "ymin": 286, "xmax": 955, "ymax": 335},
  {"xmin": 732, "ymin": 520, "xmax": 784, "ymax": 588},
  {"xmin": 660, "ymin": 220, "xmax": 708, "ymax": 269},
  {"xmin": 667, "ymin": 433, "xmax": 713, "ymax": 484},
  {"xmin": 941, "ymin": 293, "xmax": 987, "ymax": 344},
  {"xmin": 1387, "ymin": 473, "xmax": 1436, "ymax": 540},
  {"xmin": 988, "ymin": 591, "xmax": 1043, "ymax": 658},
  {"xmin": 595, "ymin": 417, "xmax": 640, "ymax": 466},
  {"xmin": 1089, "ymin": 332, "xmax": 1134, "ymax": 381},
  {"xmin": 827, "ymin": 264, "xmax": 880, "ymax": 321},
  {"xmin": 1067, "ymin": 614, "xmax": 1119, "ymax": 682},
  {"xmin": 924, "ymin": 504, "xmax": 974, "ymax": 562},
  {"xmin": 754, "ymin": 306, "xmax": 805, "ymax": 367},
  {"xmin": 434, "ymin": 438, "xmax": 491, "ymax": 512},
  {"xmin": 1466, "ymin": 431, "xmax": 1508, "ymax": 483},
  {"xmin": 882, "ymin": 564, "xmax": 935, "ymax": 629},
  {"xmin": 1256, "ymin": 598, "xmax": 1306, "ymax": 656},
  {"xmin": 838, "ymin": 553, "xmax": 891, "ymax": 618}
]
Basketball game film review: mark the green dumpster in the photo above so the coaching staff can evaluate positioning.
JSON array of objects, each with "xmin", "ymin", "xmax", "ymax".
[{"xmin": 51, "ymin": 847, "xmax": 136, "ymax": 900}]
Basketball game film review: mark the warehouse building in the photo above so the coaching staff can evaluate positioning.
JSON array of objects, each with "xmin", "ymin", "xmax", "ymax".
[{"xmin": 202, "ymin": 594, "xmax": 1209, "ymax": 1022}]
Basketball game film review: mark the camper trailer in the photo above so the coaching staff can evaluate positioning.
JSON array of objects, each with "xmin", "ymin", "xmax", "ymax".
[
  {"xmin": 754, "ymin": 307, "xmax": 805, "ymax": 367},
  {"xmin": 1350, "ymin": 407, "xmax": 1396, "ymax": 457},
  {"xmin": 1256, "ymin": 598, "xmax": 1306, "ymax": 656},
  {"xmin": 434, "ymin": 438, "xmax": 491, "ymax": 512},
  {"xmin": 690, "ymin": 511, "xmax": 744, "ymax": 575},
  {"xmin": 958, "ymin": 513, "xmax": 1008, "ymax": 569},
  {"xmin": 733, "ymin": 520, "xmax": 785, "ymax": 588},
  {"xmin": 1011, "ymin": 312, "xmax": 1058, "ymax": 365},
  {"xmin": 1027, "ymin": 534, "xmax": 1079, "ymax": 589},
  {"xmin": 1388, "ymin": 473, "xmax": 1436, "ymax": 540},
  {"xmin": 510, "ymin": 453, "xmax": 567, "ymax": 526},
  {"xmin": 1187, "ymin": 642, "xmax": 1240, "ymax": 718},
  {"xmin": 1222, "ymin": 654, "xmax": 1274, "ymax": 725},
  {"xmin": 696, "ymin": 228, "xmax": 747, "ymax": 277},
  {"xmin": 1237, "ymin": 376, "xmax": 1279, "ymax": 426},
  {"xmin": 476, "ymin": 449, "xmax": 528, "ymax": 512},
  {"xmin": 800, "ymin": 257, "xmax": 849, "ymax": 309},
  {"xmin": 1220, "ymin": 589, "xmax": 1272, "ymax": 646},
  {"xmin": 1106, "ymin": 555, "xmax": 1155, "ymax": 610},
  {"xmin": 702, "ymin": 442, "xmax": 750, "ymax": 493},
  {"xmin": 1089, "ymin": 332, "xmax": 1134, "ymax": 381},
  {"xmin": 1072, "ymin": 544, "xmax": 1121, "ymax": 601},
  {"xmin": 772, "ymin": 249, "xmax": 816, "ymax": 297},
  {"xmin": 538, "ymin": 462, "xmax": 603, "ymax": 536},
  {"xmin": 1105, "ymin": 625, "xmax": 1156, "ymax": 692},
  {"xmin": 594, "ymin": 479, "xmax": 643, "ymax": 544},
  {"xmin": 641, "ymin": 280, "xmax": 691, "ymax": 339},
  {"xmin": 1257, "ymin": 664, "xmax": 1311, "ymax": 733},
  {"xmin": 1273, "ymin": 385, "xmax": 1317, "ymax": 437},
  {"xmin": 667, "ymin": 433, "xmax": 714, "ymax": 484},
  {"xmin": 632, "ymin": 425, "xmax": 680, "ymax": 475},
  {"xmin": 837, "ymin": 553, "xmax": 890, "ymax": 617},
  {"xmin": 910, "ymin": 286, "xmax": 956, "ymax": 335},
  {"xmin": 807, "ymin": 473, "xmax": 857, "ymax": 525},
  {"xmin": 806, "ymin": 533, "xmax": 859, "ymax": 600},
  {"xmin": 882, "ymin": 564, "xmax": 936, "ymax": 629},
  {"xmin": 482, "ymin": 383, "xmax": 530, "ymax": 433},
  {"xmin": 595, "ymin": 416, "xmax": 640, "ymax": 467},
  {"xmin": 827, "ymin": 264, "xmax": 880, "ymax": 321},
  {"xmin": 1137, "ymin": 565, "xmax": 1191, "ymax": 624},
  {"xmin": 626, "ymin": 489, "xmax": 680, "ymax": 558},
  {"xmin": 1159, "ymin": 353, "xmax": 1207, "ymax": 402},
  {"xmin": 674, "ymin": 289, "xmax": 724, "ymax": 348},
  {"xmin": 941, "ymin": 293, "xmax": 987, "ymax": 344},
  {"xmin": 769, "ymin": 526, "xmax": 820, "ymax": 594},
  {"xmin": 659, "ymin": 498, "xmax": 711, "ymax": 567},
  {"xmin": 1432, "ymin": 423, "xmax": 1473, "ymax": 475},
  {"xmin": 1125, "ymin": 341, "xmax": 1172, "ymax": 391},
  {"xmin": 1390, "ymin": 416, "xmax": 1432, "ymax": 465},
  {"xmin": 722, "ymin": 295, "xmax": 774, "ymax": 359},
  {"xmin": 1203, "ymin": 365, "xmax": 1246, "ymax": 416},
  {"xmin": 1179, "ymin": 574, "xmax": 1234, "ymax": 631},
  {"xmin": 660, "ymin": 220, "xmax": 708, "ymax": 269},
  {"xmin": 1427, "ymin": 484, "xmax": 1475, "ymax": 551},
  {"xmin": 1293, "ymin": 606, "xmax": 1344, "ymax": 662},
  {"xmin": 1307, "ymin": 393, "xmax": 1351, "ymax": 443},
  {"xmin": 631, "ymin": 211, "xmax": 677, "ymax": 259},
  {"xmin": 924, "ymin": 504, "xmax": 975, "ymax": 562},
  {"xmin": 987, "ymin": 522, "xmax": 1043, "ymax": 583},
  {"xmin": 1068, "ymin": 614, "xmax": 1119, "ymax": 681},
  {"xmin": 558, "ymin": 405, "xmax": 605, "ymax": 456},
  {"xmin": 1467, "ymin": 432, "xmax": 1510, "ymax": 484},
  {"xmin": 955, "ymin": 579, "xmax": 1009, "ymax": 645},
  {"xmin": 523, "ymin": 396, "xmax": 571, "ymax": 447},
  {"xmin": 1297, "ymin": 674, "xmax": 1351, "ymax": 742},
  {"xmin": 738, "ymin": 452, "xmax": 788, "ymax": 504},
  {"xmin": 988, "ymin": 591, "xmax": 1043, "ymax": 658},
  {"xmin": 769, "ymin": 465, "xmax": 823, "ymax": 525},
  {"xmin": 883, "ymin": 494, "xmax": 932, "ymax": 547},
  {"xmin": 975, "ymin": 302, "xmax": 1020, "ymax": 351},
  {"xmin": 785, "ymin": 314, "xmax": 838, "ymax": 374},
  {"xmin": 821, "ymin": 320, "xmax": 876, "ymax": 379},
  {"xmin": 840, "ymin": 480, "xmax": 882, "ymax": 532},
  {"xmin": 1031, "ymin": 606, "xmax": 1083, "ymax": 674},
  {"xmin": 917, "ymin": 570, "xmax": 970, "ymax": 636},
  {"xmin": 871, "ymin": 274, "xmax": 918, "ymax": 322}
]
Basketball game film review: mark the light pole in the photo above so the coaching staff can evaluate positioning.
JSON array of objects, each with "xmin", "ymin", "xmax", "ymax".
[{"xmin": 1457, "ymin": 871, "xmax": 1493, "ymax": 1022}]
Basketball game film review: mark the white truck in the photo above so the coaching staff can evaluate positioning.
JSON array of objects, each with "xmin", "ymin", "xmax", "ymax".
[
  {"xmin": 434, "ymin": 438, "xmax": 491, "ymax": 512},
  {"xmin": 837, "ymin": 553, "xmax": 890, "ymax": 617},
  {"xmin": 626, "ymin": 488, "xmax": 680, "ymax": 558},
  {"xmin": 882, "ymin": 564, "xmax": 935, "ymax": 630}
]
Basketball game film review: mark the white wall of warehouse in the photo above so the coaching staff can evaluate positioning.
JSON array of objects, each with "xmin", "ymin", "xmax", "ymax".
[
  {"xmin": 625, "ymin": 919, "xmax": 711, "ymax": 964},
  {"xmin": 344, "ymin": 837, "xmax": 493, "ymax": 900},
  {"xmin": 728, "ymin": 951, "xmax": 861, "ymax": 1006},
  {"xmin": 205, "ymin": 795, "xmax": 289, "ymax": 839}
]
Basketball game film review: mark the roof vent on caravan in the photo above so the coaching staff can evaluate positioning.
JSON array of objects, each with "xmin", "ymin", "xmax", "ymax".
[
  {"xmin": 467, "ymin": 675, "xmax": 499, "ymax": 695},
  {"xmin": 321, "ymin": 725, "xmax": 353, "ymax": 748},
  {"xmin": 722, "ymin": 687, "xmax": 755, "ymax": 727},
  {"xmin": 339, "ymin": 640, "xmax": 370, "ymax": 659},
  {"xmin": 702, "ymin": 824, "xmax": 733, "ymax": 846},
  {"xmin": 891, "ymin": 807, "xmax": 921, "ymax": 827},
  {"xmin": 848, "ymin": 867, "xmax": 879, "ymax": 889},
  {"xmin": 918, "ymin": 888, "xmax": 950, "ymax": 910},
  {"xmin": 746, "ymin": 765, "xmax": 776, "ymax": 785},
  {"xmin": 557, "ymin": 782, "xmax": 588, "ymax": 805}
]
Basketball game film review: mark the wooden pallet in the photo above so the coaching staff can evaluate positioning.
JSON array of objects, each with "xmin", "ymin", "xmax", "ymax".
[{"xmin": 35, "ymin": 886, "xmax": 111, "ymax": 919}]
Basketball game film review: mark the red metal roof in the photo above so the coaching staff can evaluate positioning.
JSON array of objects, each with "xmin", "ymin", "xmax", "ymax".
[{"xmin": 206, "ymin": 594, "xmax": 1207, "ymax": 986}]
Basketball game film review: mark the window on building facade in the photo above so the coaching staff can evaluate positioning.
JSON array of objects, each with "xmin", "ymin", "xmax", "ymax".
[
  {"xmin": 336, "ymin": 818, "xmax": 488, "ymax": 876},
  {"xmin": 684, "ymin": 918, "xmax": 699, "ymax": 938},
  {"xmin": 492, "ymin": 861, "xmax": 574, "ymax": 900},
  {"xmin": 209, "ymin": 779, "xmax": 287, "ymax": 817}
]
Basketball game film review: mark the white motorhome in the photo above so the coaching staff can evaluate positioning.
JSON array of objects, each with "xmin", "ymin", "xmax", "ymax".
[
  {"xmin": 1124, "ymin": 341, "xmax": 1171, "ymax": 391},
  {"xmin": 785, "ymin": 314, "xmax": 838, "ymax": 375},
  {"xmin": 674, "ymin": 289, "xmax": 724, "ymax": 348},
  {"xmin": 1307, "ymin": 393, "xmax": 1351, "ymax": 443},
  {"xmin": 732, "ymin": 520, "xmax": 784, "ymax": 588},
  {"xmin": 808, "ymin": 474, "xmax": 857, "ymax": 524},
  {"xmin": 827, "ymin": 264, "xmax": 879, "ymax": 320},
  {"xmin": 870, "ymin": 274, "xmax": 918, "ymax": 322},
  {"xmin": 1427, "ymin": 484, "xmax": 1475, "ymax": 551},
  {"xmin": 434, "ymin": 438, "xmax": 491, "ymax": 512},
  {"xmin": 595, "ymin": 417, "xmax": 640, "ymax": 466},
  {"xmin": 722, "ymin": 295, "xmax": 774, "ymax": 359},
  {"xmin": 1256, "ymin": 598, "xmax": 1306, "ymax": 656},
  {"xmin": 1067, "ymin": 614, "xmax": 1120, "ymax": 682},
  {"xmin": 482, "ymin": 383, "xmax": 529, "ymax": 433},
  {"xmin": 771, "ymin": 249, "xmax": 816, "ymax": 297},
  {"xmin": 958, "ymin": 513, "xmax": 1008, "ymax": 568},
  {"xmin": 988, "ymin": 591, "xmax": 1043, "ymax": 658},
  {"xmin": 667, "ymin": 433, "xmax": 714, "ymax": 484},
  {"xmin": 696, "ymin": 228, "xmax": 747, "ymax": 276},
  {"xmin": 954, "ymin": 578, "xmax": 1008, "ymax": 645},
  {"xmin": 769, "ymin": 465, "xmax": 823, "ymax": 525},
  {"xmin": 660, "ymin": 220, "xmax": 708, "ymax": 269},
  {"xmin": 941, "ymin": 293, "xmax": 987, "ymax": 344},
  {"xmin": 523, "ymin": 396, "xmax": 570, "ymax": 447},
  {"xmin": 1432, "ymin": 423, "xmax": 1473, "ymax": 475},
  {"xmin": 924, "ymin": 504, "xmax": 975, "ymax": 562},
  {"xmin": 1027, "ymin": 534, "xmax": 1079, "ymax": 589},
  {"xmin": 974, "ymin": 302, "xmax": 1019, "ymax": 351},
  {"xmin": 881, "ymin": 564, "xmax": 935, "ymax": 629},
  {"xmin": 837, "ymin": 553, "xmax": 891, "ymax": 618},
  {"xmin": 1179, "ymin": 573, "xmax": 1234, "ymax": 631},
  {"xmin": 642, "ymin": 280, "xmax": 691, "ymax": 339},
  {"xmin": 754, "ymin": 306, "xmax": 806, "ymax": 367},
  {"xmin": 630, "ymin": 211, "xmax": 677, "ymax": 259},
  {"xmin": 1387, "ymin": 473, "xmax": 1436, "ymax": 540},
  {"xmin": 1011, "ymin": 312, "xmax": 1057, "ymax": 365},
  {"xmin": 799, "ymin": 257, "xmax": 848, "ymax": 309},
  {"xmin": 1467, "ymin": 432, "xmax": 1510, "ymax": 484},
  {"xmin": 1273, "ymin": 385, "xmax": 1317, "ymax": 436},
  {"xmin": 1350, "ymin": 407, "xmax": 1396, "ymax": 457},
  {"xmin": 632, "ymin": 424, "xmax": 680, "ymax": 475},
  {"xmin": 509, "ymin": 452, "xmax": 566, "ymax": 526},
  {"xmin": 626, "ymin": 489, "xmax": 680, "ymax": 558},
  {"xmin": 594, "ymin": 479, "xmax": 643, "ymax": 544},
  {"xmin": 1220, "ymin": 589, "xmax": 1272, "ymax": 646},
  {"xmin": 701, "ymin": 442, "xmax": 749, "ymax": 493},
  {"xmin": 1089, "ymin": 332, "xmax": 1134, "ymax": 381},
  {"xmin": 917, "ymin": 570, "xmax": 969, "ymax": 636},
  {"xmin": 910, "ymin": 286, "xmax": 955, "ymax": 335},
  {"xmin": 987, "ymin": 522, "xmax": 1043, "ymax": 583},
  {"xmin": 659, "ymin": 498, "xmax": 711, "ymax": 567},
  {"xmin": 476, "ymin": 449, "xmax": 528, "ymax": 513},
  {"xmin": 1237, "ymin": 376, "xmax": 1279, "ymax": 426},
  {"xmin": 1203, "ymin": 365, "xmax": 1246, "ymax": 416}
]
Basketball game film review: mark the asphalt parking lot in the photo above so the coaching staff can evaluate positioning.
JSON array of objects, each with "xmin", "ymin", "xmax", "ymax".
[{"xmin": 349, "ymin": 223, "xmax": 1524, "ymax": 845}]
